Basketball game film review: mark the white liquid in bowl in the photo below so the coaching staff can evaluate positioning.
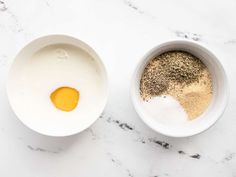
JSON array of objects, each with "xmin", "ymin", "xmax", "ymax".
[{"xmin": 7, "ymin": 38, "xmax": 108, "ymax": 136}]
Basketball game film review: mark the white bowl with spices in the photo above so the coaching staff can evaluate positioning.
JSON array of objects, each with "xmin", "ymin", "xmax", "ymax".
[{"xmin": 131, "ymin": 40, "xmax": 229, "ymax": 137}]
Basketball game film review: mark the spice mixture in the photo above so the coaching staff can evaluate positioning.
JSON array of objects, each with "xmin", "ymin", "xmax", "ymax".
[{"xmin": 140, "ymin": 51, "xmax": 213, "ymax": 120}]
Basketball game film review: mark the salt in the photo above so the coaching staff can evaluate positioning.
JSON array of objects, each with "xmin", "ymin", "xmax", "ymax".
[{"xmin": 142, "ymin": 96, "xmax": 188, "ymax": 125}]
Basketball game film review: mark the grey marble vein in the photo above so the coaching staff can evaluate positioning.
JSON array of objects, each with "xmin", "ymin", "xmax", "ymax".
[
  {"xmin": 126, "ymin": 169, "xmax": 134, "ymax": 177},
  {"xmin": 149, "ymin": 138, "xmax": 171, "ymax": 149},
  {"xmin": 107, "ymin": 152, "xmax": 122, "ymax": 166},
  {"xmin": 27, "ymin": 145, "xmax": 62, "ymax": 154},
  {"xmin": 224, "ymin": 39, "xmax": 236, "ymax": 44},
  {"xmin": 124, "ymin": 0, "xmax": 143, "ymax": 14},
  {"xmin": 0, "ymin": 1, "xmax": 7, "ymax": 11},
  {"xmin": 107, "ymin": 152, "xmax": 135, "ymax": 177},
  {"xmin": 189, "ymin": 154, "xmax": 201, "ymax": 159},
  {"xmin": 222, "ymin": 152, "xmax": 235, "ymax": 163},
  {"xmin": 0, "ymin": 55, "xmax": 8, "ymax": 67},
  {"xmin": 0, "ymin": 2, "xmax": 23, "ymax": 33},
  {"xmin": 100, "ymin": 113, "xmax": 202, "ymax": 160},
  {"xmin": 174, "ymin": 30, "xmax": 202, "ymax": 41},
  {"xmin": 106, "ymin": 117, "xmax": 135, "ymax": 131},
  {"xmin": 87, "ymin": 128, "xmax": 100, "ymax": 140},
  {"xmin": 6, "ymin": 10, "xmax": 23, "ymax": 33}
]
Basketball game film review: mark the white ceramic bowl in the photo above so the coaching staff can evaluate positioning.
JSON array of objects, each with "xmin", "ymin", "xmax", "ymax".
[
  {"xmin": 131, "ymin": 40, "xmax": 229, "ymax": 137},
  {"xmin": 7, "ymin": 35, "xmax": 109, "ymax": 137}
]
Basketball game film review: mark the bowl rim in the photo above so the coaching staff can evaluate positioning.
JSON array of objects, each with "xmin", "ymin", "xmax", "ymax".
[
  {"xmin": 130, "ymin": 39, "xmax": 229, "ymax": 138},
  {"xmin": 6, "ymin": 34, "xmax": 109, "ymax": 137}
]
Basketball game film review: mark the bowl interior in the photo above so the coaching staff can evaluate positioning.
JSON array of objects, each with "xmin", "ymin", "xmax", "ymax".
[
  {"xmin": 7, "ymin": 35, "xmax": 109, "ymax": 136},
  {"xmin": 131, "ymin": 40, "xmax": 228, "ymax": 137}
]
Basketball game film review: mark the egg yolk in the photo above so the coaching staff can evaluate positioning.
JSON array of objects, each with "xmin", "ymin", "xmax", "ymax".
[{"xmin": 50, "ymin": 87, "xmax": 79, "ymax": 112}]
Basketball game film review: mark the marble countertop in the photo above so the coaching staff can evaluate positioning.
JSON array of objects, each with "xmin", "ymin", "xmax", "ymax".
[{"xmin": 0, "ymin": 0, "xmax": 236, "ymax": 176}]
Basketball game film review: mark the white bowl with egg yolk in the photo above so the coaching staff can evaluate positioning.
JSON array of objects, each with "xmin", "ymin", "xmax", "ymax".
[
  {"xmin": 131, "ymin": 40, "xmax": 229, "ymax": 137},
  {"xmin": 7, "ymin": 35, "xmax": 109, "ymax": 136}
]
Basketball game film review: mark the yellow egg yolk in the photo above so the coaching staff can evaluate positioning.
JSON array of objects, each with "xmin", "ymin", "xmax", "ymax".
[{"xmin": 50, "ymin": 87, "xmax": 79, "ymax": 112}]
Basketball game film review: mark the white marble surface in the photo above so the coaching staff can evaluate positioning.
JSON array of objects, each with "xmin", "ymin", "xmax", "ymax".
[{"xmin": 0, "ymin": 0, "xmax": 236, "ymax": 176}]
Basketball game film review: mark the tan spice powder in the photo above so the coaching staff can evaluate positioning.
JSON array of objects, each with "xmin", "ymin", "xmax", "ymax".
[{"xmin": 140, "ymin": 51, "xmax": 213, "ymax": 120}]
